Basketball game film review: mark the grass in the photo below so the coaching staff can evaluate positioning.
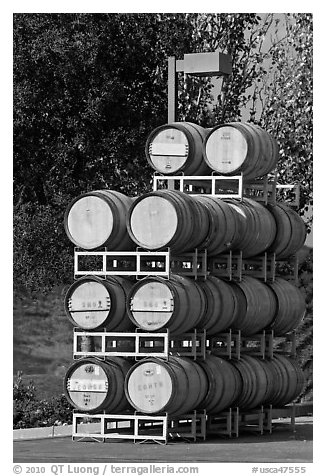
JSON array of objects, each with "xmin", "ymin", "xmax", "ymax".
[{"xmin": 13, "ymin": 285, "xmax": 73, "ymax": 399}]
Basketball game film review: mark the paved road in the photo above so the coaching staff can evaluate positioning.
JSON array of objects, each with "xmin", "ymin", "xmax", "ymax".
[{"xmin": 13, "ymin": 418, "xmax": 312, "ymax": 463}]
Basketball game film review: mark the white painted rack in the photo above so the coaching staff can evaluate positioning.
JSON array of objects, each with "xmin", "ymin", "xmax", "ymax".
[
  {"xmin": 153, "ymin": 174, "xmax": 243, "ymax": 198},
  {"xmin": 73, "ymin": 329, "xmax": 207, "ymax": 360},
  {"xmin": 74, "ymin": 248, "xmax": 208, "ymax": 279},
  {"xmin": 74, "ymin": 250, "xmax": 170, "ymax": 278},
  {"xmin": 72, "ymin": 410, "xmax": 206, "ymax": 444},
  {"xmin": 153, "ymin": 173, "xmax": 300, "ymax": 207}
]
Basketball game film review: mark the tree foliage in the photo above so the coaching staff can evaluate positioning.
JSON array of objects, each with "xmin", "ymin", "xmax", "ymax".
[
  {"xmin": 189, "ymin": 13, "xmax": 266, "ymax": 122},
  {"xmin": 14, "ymin": 13, "xmax": 200, "ymax": 205},
  {"xmin": 13, "ymin": 371, "xmax": 73, "ymax": 429},
  {"xmin": 258, "ymin": 14, "xmax": 313, "ymax": 217}
]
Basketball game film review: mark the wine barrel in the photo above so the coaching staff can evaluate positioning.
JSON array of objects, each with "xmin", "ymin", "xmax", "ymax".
[
  {"xmin": 231, "ymin": 355, "xmax": 276, "ymax": 410},
  {"xmin": 145, "ymin": 122, "xmax": 211, "ymax": 175},
  {"xmin": 230, "ymin": 276, "xmax": 277, "ymax": 336},
  {"xmin": 244, "ymin": 123, "xmax": 279, "ymax": 176},
  {"xmin": 267, "ymin": 203, "xmax": 307, "ymax": 259},
  {"xmin": 197, "ymin": 354, "xmax": 242, "ymax": 414},
  {"xmin": 226, "ymin": 198, "xmax": 277, "ymax": 258},
  {"xmin": 127, "ymin": 273, "xmax": 206, "ymax": 335},
  {"xmin": 264, "ymin": 354, "xmax": 305, "ymax": 407},
  {"xmin": 127, "ymin": 191, "xmax": 276, "ymax": 257},
  {"xmin": 127, "ymin": 190, "xmax": 210, "ymax": 254},
  {"xmin": 196, "ymin": 276, "xmax": 238, "ymax": 335},
  {"xmin": 64, "ymin": 357, "xmax": 132, "ymax": 412},
  {"xmin": 267, "ymin": 278, "xmax": 306, "ymax": 336},
  {"xmin": 64, "ymin": 276, "xmax": 134, "ymax": 331},
  {"xmin": 125, "ymin": 356, "xmax": 208, "ymax": 415},
  {"xmin": 195, "ymin": 195, "xmax": 242, "ymax": 255},
  {"xmin": 203, "ymin": 122, "xmax": 279, "ymax": 179},
  {"xmin": 64, "ymin": 190, "xmax": 135, "ymax": 250}
]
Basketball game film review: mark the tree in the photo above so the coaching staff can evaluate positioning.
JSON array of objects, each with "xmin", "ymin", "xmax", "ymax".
[
  {"xmin": 13, "ymin": 371, "xmax": 73, "ymax": 429},
  {"xmin": 14, "ymin": 13, "xmax": 211, "ymax": 206},
  {"xmin": 259, "ymin": 14, "xmax": 313, "ymax": 220}
]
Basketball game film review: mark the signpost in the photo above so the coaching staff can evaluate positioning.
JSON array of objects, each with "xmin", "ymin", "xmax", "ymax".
[{"xmin": 168, "ymin": 51, "xmax": 232, "ymax": 122}]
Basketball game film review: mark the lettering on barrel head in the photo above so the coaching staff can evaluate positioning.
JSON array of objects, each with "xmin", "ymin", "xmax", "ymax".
[
  {"xmin": 138, "ymin": 381, "xmax": 164, "ymax": 391},
  {"xmin": 83, "ymin": 393, "xmax": 91, "ymax": 406},
  {"xmin": 68, "ymin": 378, "xmax": 108, "ymax": 392}
]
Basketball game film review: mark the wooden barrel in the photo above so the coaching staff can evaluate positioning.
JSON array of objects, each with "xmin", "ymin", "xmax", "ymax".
[
  {"xmin": 128, "ymin": 192, "xmax": 276, "ymax": 257},
  {"xmin": 267, "ymin": 203, "xmax": 307, "ymax": 259},
  {"xmin": 64, "ymin": 357, "xmax": 132, "ymax": 412},
  {"xmin": 125, "ymin": 356, "xmax": 208, "ymax": 415},
  {"xmin": 196, "ymin": 276, "xmax": 238, "ymax": 335},
  {"xmin": 127, "ymin": 273, "xmax": 206, "ymax": 335},
  {"xmin": 230, "ymin": 276, "xmax": 277, "ymax": 336},
  {"xmin": 127, "ymin": 190, "xmax": 210, "ymax": 254},
  {"xmin": 64, "ymin": 276, "xmax": 134, "ymax": 331},
  {"xmin": 267, "ymin": 278, "xmax": 306, "ymax": 336},
  {"xmin": 231, "ymin": 355, "xmax": 276, "ymax": 410},
  {"xmin": 64, "ymin": 190, "xmax": 135, "ymax": 250},
  {"xmin": 197, "ymin": 354, "xmax": 242, "ymax": 414},
  {"xmin": 264, "ymin": 354, "xmax": 305, "ymax": 407},
  {"xmin": 145, "ymin": 122, "xmax": 211, "ymax": 175},
  {"xmin": 203, "ymin": 122, "xmax": 279, "ymax": 179},
  {"xmin": 226, "ymin": 198, "xmax": 277, "ymax": 258},
  {"xmin": 195, "ymin": 195, "xmax": 242, "ymax": 255}
]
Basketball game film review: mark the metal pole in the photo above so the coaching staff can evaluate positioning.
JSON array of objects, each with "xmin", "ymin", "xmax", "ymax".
[{"xmin": 168, "ymin": 56, "xmax": 177, "ymax": 123}]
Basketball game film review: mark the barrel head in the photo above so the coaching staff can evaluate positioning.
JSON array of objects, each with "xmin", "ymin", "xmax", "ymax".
[
  {"xmin": 129, "ymin": 196, "xmax": 178, "ymax": 249},
  {"xmin": 129, "ymin": 281, "xmax": 174, "ymax": 330},
  {"xmin": 148, "ymin": 127, "xmax": 189, "ymax": 174},
  {"xmin": 205, "ymin": 126, "xmax": 248, "ymax": 174},
  {"xmin": 126, "ymin": 361, "xmax": 173, "ymax": 413},
  {"xmin": 66, "ymin": 362, "xmax": 108, "ymax": 411},
  {"xmin": 67, "ymin": 195, "xmax": 114, "ymax": 249},
  {"xmin": 67, "ymin": 280, "xmax": 111, "ymax": 329}
]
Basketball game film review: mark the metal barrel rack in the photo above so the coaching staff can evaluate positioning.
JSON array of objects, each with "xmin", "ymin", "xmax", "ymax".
[{"xmin": 65, "ymin": 51, "xmax": 308, "ymax": 443}]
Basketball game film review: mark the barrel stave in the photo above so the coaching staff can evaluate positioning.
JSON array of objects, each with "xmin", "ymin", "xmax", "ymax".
[
  {"xmin": 267, "ymin": 278, "xmax": 306, "ymax": 336},
  {"xmin": 267, "ymin": 203, "xmax": 306, "ymax": 259},
  {"xmin": 197, "ymin": 276, "xmax": 238, "ymax": 335},
  {"xmin": 230, "ymin": 276, "xmax": 277, "ymax": 336},
  {"xmin": 198, "ymin": 354, "xmax": 242, "ymax": 414}
]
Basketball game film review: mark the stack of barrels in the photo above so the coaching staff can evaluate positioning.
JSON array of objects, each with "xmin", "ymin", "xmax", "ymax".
[{"xmin": 63, "ymin": 121, "xmax": 307, "ymax": 432}]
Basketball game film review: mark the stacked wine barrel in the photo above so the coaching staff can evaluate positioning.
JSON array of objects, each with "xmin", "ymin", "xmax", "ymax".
[{"xmin": 63, "ymin": 120, "xmax": 307, "ymax": 437}]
